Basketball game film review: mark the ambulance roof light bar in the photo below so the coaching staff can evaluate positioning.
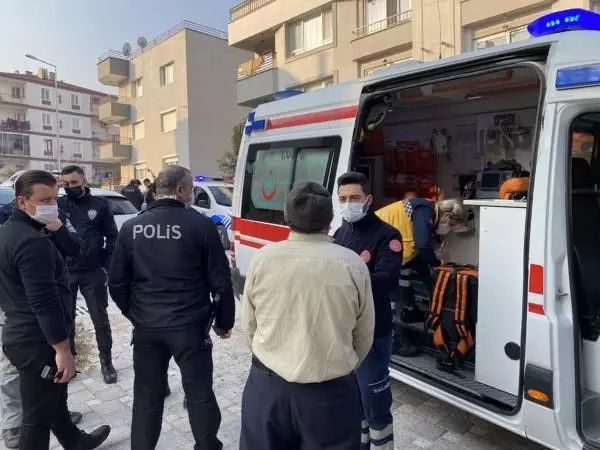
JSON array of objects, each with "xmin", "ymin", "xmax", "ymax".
[{"xmin": 528, "ymin": 9, "xmax": 600, "ymax": 38}]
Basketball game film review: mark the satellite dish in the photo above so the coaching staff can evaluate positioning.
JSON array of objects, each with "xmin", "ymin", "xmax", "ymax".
[
  {"xmin": 122, "ymin": 42, "xmax": 132, "ymax": 56},
  {"xmin": 137, "ymin": 37, "xmax": 148, "ymax": 50}
]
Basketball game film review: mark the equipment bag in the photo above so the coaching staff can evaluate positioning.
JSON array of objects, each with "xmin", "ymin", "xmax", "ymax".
[{"xmin": 425, "ymin": 265, "xmax": 478, "ymax": 367}]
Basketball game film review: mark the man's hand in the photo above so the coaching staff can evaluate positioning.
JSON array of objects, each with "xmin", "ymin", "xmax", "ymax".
[
  {"xmin": 54, "ymin": 348, "xmax": 76, "ymax": 383},
  {"xmin": 45, "ymin": 219, "xmax": 63, "ymax": 232},
  {"xmin": 213, "ymin": 327, "xmax": 232, "ymax": 339}
]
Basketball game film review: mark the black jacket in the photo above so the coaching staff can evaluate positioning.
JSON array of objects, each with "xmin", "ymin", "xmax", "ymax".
[
  {"xmin": 121, "ymin": 185, "xmax": 144, "ymax": 210},
  {"xmin": 334, "ymin": 210, "xmax": 403, "ymax": 337},
  {"xmin": 58, "ymin": 188, "xmax": 118, "ymax": 272},
  {"xmin": 0, "ymin": 201, "xmax": 81, "ymax": 262},
  {"xmin": 0, "ymin": 210, "xmax": 73, "ymax": 346},
  {"xmin": 108, "ymin": 199, "xmax": 235, "ymax": 331}
]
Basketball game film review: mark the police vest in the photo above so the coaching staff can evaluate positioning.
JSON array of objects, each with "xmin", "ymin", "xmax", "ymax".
[{"xmin": 376, "ymin": 199, "xmax": 438, "ymax": 265}]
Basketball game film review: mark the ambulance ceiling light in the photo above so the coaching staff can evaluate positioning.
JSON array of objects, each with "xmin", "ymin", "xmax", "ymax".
[{"xmin": 527, "ymin": 9, "xmax": 600, "ymax": 38}]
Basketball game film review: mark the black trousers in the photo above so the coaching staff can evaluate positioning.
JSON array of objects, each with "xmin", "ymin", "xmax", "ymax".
[
  {"xmin": 131, "ymin": 326, "xmax": 222, "ymax": 450},
  {"xmin": 3, "ymin": 343, "xmax": 81, "ymax": 450},
  {"xmin": 240, "ymin": 359, "xmax": 362, "ymax": 450},
  {"xmin": 69, "ymin": 268, "xmax": 113, "ymax": 357}
]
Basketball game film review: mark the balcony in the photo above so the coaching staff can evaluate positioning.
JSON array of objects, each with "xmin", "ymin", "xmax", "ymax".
[
  {"xmin": 0, "ymin": 132, "xmax": 30, "ymax": 157},
  {"xmin": 99, "ymin": 136, "xmax": 132, "ymax": 161},
  {"xmin": 98, "ymin": 96, "xmax": 130, "ymax": 124},
  {"xmin": 230, "ymin": 0, "xmax": 276, "ymax": 21},
  {"xmin": 237, "ymin": 52, "xmax": 278, "ymax": 107},
  {"xmin": 0, "ymin": 118, "xmax": 30, "ymax": 132},
  {"xmin": 97, "ymin": 51, "xmax": 130, "ymax": 86},
  {"xmin": 352, "ymin": 11, "xmax": 413, "ymax": 62}
]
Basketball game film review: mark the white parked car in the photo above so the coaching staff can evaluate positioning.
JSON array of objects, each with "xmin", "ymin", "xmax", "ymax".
[
  {"xmin": 1, "ymin": 169, "xmax": 61, "ymax": 188},
  {"xmin": 191, "ymin": 177, "xmax": 234, "ymax": 249}
]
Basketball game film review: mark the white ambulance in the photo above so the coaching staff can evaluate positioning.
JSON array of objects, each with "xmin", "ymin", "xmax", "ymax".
[{"xmin": 231, "ymin": 9, "xmax": 600, "ymax": 449}]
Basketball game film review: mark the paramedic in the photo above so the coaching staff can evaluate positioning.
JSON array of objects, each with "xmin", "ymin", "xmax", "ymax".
[
  {"xmin": 60, "ymin": 165, "xmax": 118, "ymax": 385},
  {"xmin": 376, "ymin": 197, "xmax": 466, "ymax": 357},
  {"xmin": 0, "ymin": 170, "xmax": 110, "ymax": 450},
  {"xmin": 108, "ymin": 165, "xmax": 235, "ymax": 450},
  {"xmin": 334, "ymin": 172, "xmax": 403, "ymax": 450},
  {"xmin": 240, "ymin": 181, "xmax": 374, "ymax": 450}
]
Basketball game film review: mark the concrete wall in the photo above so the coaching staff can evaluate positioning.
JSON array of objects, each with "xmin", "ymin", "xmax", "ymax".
[{"xmin": 185, "ymin": 29, "xmax": 251, "ymax": 177}]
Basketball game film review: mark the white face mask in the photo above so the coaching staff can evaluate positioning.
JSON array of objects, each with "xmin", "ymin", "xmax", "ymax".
[
  {"xmin": 340, "ymin": 201, "xmax": 368, "ymax": 223},
  {"xmin": 30, "ymin": 204, "xmax": 59, "ymax": 225}
]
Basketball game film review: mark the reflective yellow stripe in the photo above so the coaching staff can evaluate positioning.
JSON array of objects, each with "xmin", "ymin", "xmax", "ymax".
[
  {"xmin": 376, "ymin": 201, "xmax": 416, "ymax": 264},
  {"xmin": 399, "ymin": 279, "xmax": 412, "ymax": 287},
  {"xmin": 370, "ymin": 424, "xmax": 394, "ymax": 440}
]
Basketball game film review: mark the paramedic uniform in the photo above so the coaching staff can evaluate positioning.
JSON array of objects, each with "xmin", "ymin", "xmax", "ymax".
[
  {"xmin": 241, "ymin": 232, "xmax": 374, "ymax": 450},
  {"xmin": 334, "ymin": 210, "xmax": 403, "ymax": 450},
  {"xmin": 376, "ymin": 198, "xmax": 441, "ymax": 352},
  {"xmin": 108, "ymin": 199, "xmax": 235, "ymax": 450}
]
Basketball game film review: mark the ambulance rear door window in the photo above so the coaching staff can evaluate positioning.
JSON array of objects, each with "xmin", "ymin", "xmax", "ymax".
[{"xmin": 242, "ymin": 136, "xmax": 341, "ymax": 225}]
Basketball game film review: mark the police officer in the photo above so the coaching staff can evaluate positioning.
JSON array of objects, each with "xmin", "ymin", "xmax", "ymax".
[
  {"xmin": 59, "ymin": 165, "xmax": 118, "ymax": 385},
  {"xmin": 120, "ymin": 179, "xmax": 144, "ymax": 210},
  {"xmin": 108, "ymin": 165, "xmax": 235, "ymax": 450},
  {"xmin": 334, "ymin": 172, "xmax": 403, "ymax": 450}
]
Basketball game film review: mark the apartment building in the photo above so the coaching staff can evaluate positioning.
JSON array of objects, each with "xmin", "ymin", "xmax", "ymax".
[
  {"xmin": 229, "ymin": 0, "xmax": 600, "ymax": 107},
  {"xmin": 0, "ymin": 70, "xmax": 120, "ymax": 183},
  {"xmin": 96, "ymin": 21, "xmax": 251, "ymax": 181}
]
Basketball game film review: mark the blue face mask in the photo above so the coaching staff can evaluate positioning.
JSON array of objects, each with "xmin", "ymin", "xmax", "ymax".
[{"xmin": 340, "ymin": 201, "xmax": 367, "ymax": 223}]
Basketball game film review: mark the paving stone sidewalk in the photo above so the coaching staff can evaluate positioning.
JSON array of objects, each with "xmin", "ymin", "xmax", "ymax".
[{"xmin": 3, "ymin": 300, "xmax": 544, "ymax": 450}]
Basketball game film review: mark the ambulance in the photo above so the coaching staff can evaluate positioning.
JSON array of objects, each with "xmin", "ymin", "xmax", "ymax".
[{"xmin": 231, "ymin": 9, "xmax": 600, "ymax": 450}]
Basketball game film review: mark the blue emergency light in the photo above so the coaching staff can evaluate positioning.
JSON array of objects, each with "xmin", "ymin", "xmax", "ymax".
[
  {"xmin": 528, "ymin": 9, "xmax": 600, "ymax": 37},
  {"xmin": 194, "ymin": 175, "xmax": 212, "ymax": 182}
]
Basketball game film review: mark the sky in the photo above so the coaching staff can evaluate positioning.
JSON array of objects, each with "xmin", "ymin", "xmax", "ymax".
[{"xmin": 1, "ymin": 0, "xmax": 239, "ymax": 94}]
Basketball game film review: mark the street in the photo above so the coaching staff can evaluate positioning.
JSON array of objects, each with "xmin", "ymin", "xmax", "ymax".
[{"xmin": 0, "ymin": 296, "xmax": 542, "ymax": 450}]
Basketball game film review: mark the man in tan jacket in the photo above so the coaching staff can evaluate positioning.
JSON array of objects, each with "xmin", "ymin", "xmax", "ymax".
[{"xmin": 240, "ymin": 181, "xmax": 375, "ymax": 450}]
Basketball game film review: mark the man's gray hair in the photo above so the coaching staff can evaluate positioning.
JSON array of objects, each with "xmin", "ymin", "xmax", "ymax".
[
  {"xmin": 284, "ymin": 181, "xmax": 333, "ymax": 233},
  {"xmin": 155, "ymin": 165, "xmax": 192, "ymax": 197},
  {"xmin": 438, "ymin": 198, "xmax": 466, "ymax": 221}
]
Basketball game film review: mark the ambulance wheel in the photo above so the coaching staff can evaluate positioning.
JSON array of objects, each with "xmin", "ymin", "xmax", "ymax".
[{"xmin": 217, "ymin": 224, "xmax": 230, "ymax": 250}]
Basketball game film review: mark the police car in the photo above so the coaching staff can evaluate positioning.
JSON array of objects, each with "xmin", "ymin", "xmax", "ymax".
[{"xmin": 191, "ymin": 176, "xmax": 233, "ymax": 249}]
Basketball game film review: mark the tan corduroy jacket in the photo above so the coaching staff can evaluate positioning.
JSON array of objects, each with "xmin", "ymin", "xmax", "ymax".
[{"xmin": 243, "ymin": 232, "xmax": 375, "ymax": 384}]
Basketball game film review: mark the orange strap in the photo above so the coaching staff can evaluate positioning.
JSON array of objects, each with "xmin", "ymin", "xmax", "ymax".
[
  {"xmin": 453, "ymin": 270, "xmax": 475, "ymax": 358},
  {"xmin": 426, "ymin": 268, "xmax": 451, "ymax": 328}
]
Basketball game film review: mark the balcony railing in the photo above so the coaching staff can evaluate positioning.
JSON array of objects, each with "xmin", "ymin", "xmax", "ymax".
[
  {"xmin": 353, "ymin": 10, "xmax": 413, "ymax": 39},
  {"xmin": 100, "ymin": 135, "xmax": 132, "ymax": 145},
  {"xmin": 99, "ymin": 95, "xmax": 129, "ymax": 105},
  {"xmin": 230, "ymin": 0, "xmax": 276, "ymax": 22},
  {"xmin": 0, "ymin": 132, "xmax": 30, "ymax": 156},
  {"xmin": 238, "ymin": 52, "xmax": 276, "ymax": 80},
  {"xmin": 0, "ymin": 119, "xmax": 30, "ymax": 132},
  {"xmin": 98, "ymin": 21, "xmax": 227, "ymax": 63}
]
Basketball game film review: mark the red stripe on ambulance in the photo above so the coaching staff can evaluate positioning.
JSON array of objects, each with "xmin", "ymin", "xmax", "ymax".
[
  {"xmin": 232, "ymin": 217, "xmax": 290, "ymax": 245},
  {"xmin": 528, "ymin": 264, "xmax": 545, "ymax": 316},
  {"xmin": 267, "ymin": 105, "xmax": 358, "ymax": 130}
]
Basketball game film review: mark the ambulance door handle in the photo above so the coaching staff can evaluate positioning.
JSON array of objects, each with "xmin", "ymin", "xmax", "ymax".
[{"xmin": 555, "ymin": 289, "xmax": 568, "ymax": 299}]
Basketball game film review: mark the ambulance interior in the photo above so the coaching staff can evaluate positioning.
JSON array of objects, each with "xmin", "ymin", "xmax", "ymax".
[
  {"xmin": 570, "ymin": 113, "xmax": 600, "ymax": 443},
  {"xmin": 353, "ymin": 66, "xmax": 541, "ymax": 411}
]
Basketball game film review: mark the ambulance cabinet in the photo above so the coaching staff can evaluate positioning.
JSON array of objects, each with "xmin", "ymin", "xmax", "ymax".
[{"xmin": 464, "ymin": 199, "xmax": 526, "ymax": 396}]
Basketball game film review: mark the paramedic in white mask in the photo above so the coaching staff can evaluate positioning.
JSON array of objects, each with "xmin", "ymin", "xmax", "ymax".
[{"xmin": 376, "ymin": 197, "xmax": 466, "ymax": 357}]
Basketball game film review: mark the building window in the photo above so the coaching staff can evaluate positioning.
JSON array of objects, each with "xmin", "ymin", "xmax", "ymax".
[
  {"xmin": 163, "ymin": 156, "xmax": 178, "ymax": 167},
  {"xmin": 286, "ymin": 8, "xmax": 333, "ymax": 57},
  {"xmin": 41, "ymin": 88, "xmax": 51, "ymax": 105},
  {"xmin": 44, "ymin": 139, "xmax": 53, "ymax": 156},
  {"xmin": 299, "ymin": 78, "xmax": 335, "ymax": 92},
  {"xmin": 594, "ymin": 1, "xmax": 600, "ymax": 13},
  {"xmin": 132, "ymin": 78, "xmax": 143, "ymax": 98},
  {"xmin": 72, "ymin": 142, "xmax": 82, "ymax": 159},
  {"xmin": 160, "ymin": 63, "xmax": 174, "ymax": 86},
  {"xmin": 72, "ymin": 118, "xmax": 81, "ymax": 134},
  {"xmin": 134, "ymin": 163, "xmax": 148, "ymax": 180},
  {"xmin": 92, "ymin": 147, "xmax": 100, "ymax": 159},
  {"xmin": 44, "ymin": 163, "xmax": 57, "ymax": 171},
  {"xmin": 133, "ymin": 120, "xmax": 145, "ymax": 140},
  {"xmin": 71, "ymin": 94, "xmax": 80, "ymax": 110},
  {"xmin": 13, "ymin": 112, "xmax": 26, "ymax": 122},
  {"xmin": 363, "ymin": 58, "xmax": 410, "ymax": 76},
  {"xmin": 364, "ymin": 0, "xmax": 412, "ymax": 34},
  {"xmin": 160, "ymin": 109, "xmax": 177, "ymax": 133},
  {"xmin": 42, "ymin": 113, "xmax": 52, "ymax": 131},
  {"xmin": 11, "ymin": 87, "xmax": 24, "ymax": 99},
  {"xmin": 474, "ymin": 26, "xmax": 529, "ymax": 51}
]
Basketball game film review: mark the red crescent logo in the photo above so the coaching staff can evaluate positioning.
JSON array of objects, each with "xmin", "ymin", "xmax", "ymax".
[
  {"xmin": 261, "ymin": 170, "xmax": 277, "ymax": 201},
  {"xmin": 360, "ymin": 250, "xmax": 371, "ymax": 263},
  {"xmin": 389, "ymin": 239, "xmax": 403, "ymax": 253}
]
